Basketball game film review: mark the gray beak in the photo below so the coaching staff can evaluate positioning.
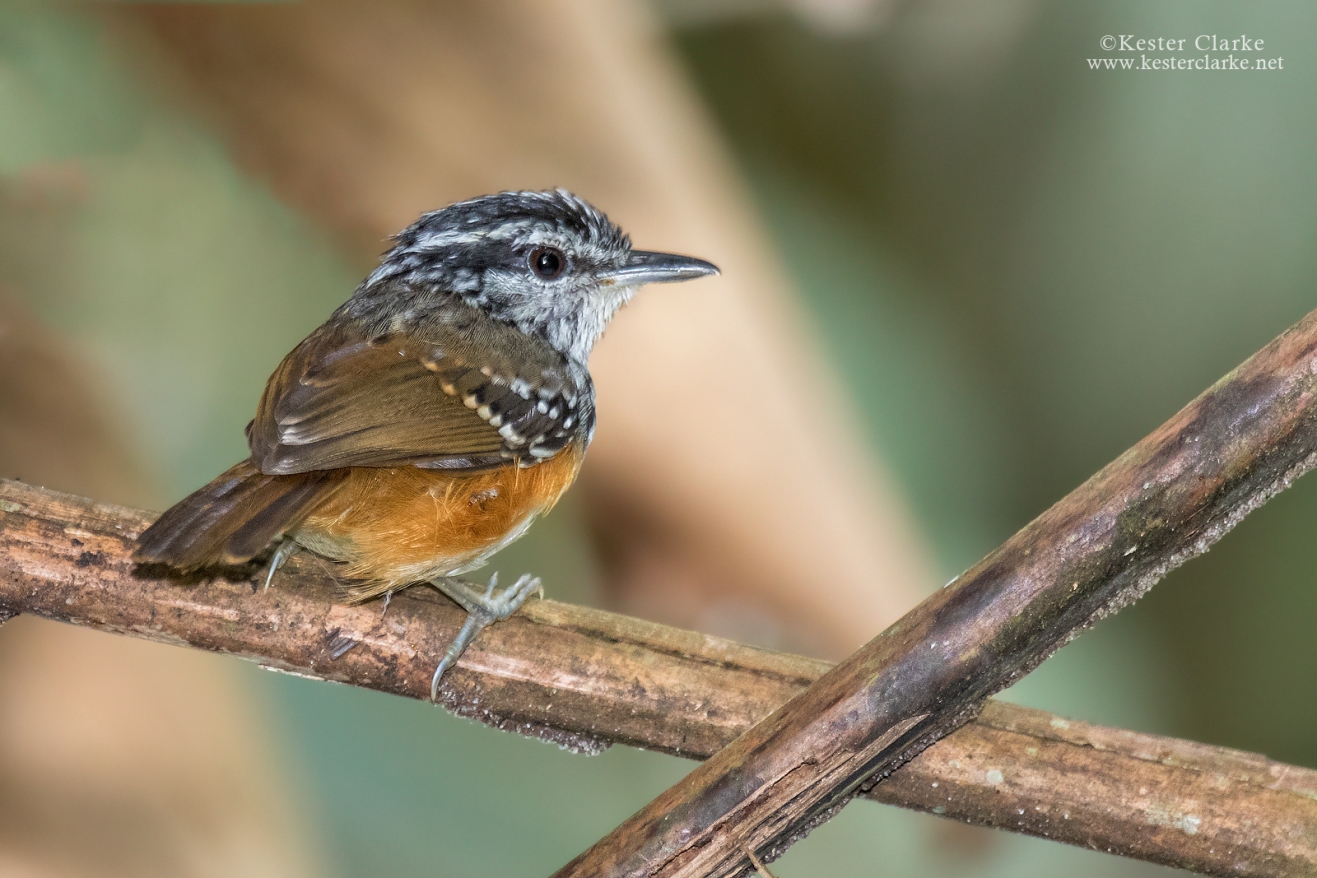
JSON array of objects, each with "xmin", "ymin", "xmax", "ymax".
[{"xmin": 601, "ymin": 250, "xmax": 720, "ymax": 286}]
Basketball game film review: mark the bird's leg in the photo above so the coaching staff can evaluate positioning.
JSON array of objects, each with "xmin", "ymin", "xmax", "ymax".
[
  {"xmin": 428, "ymin": 571, "xmax": 543, "ymax": 700},
  {"xmin": 263, "ymin": 538, "xmax": 299, "ymax": 592},
  {"xmin": 380, "ymin": 589, "xmax": 394, "ymax": 619}
]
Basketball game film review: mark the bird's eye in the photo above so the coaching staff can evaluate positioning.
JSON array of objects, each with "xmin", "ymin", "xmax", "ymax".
[{"xmin": 529, "ymin": 246, "xmax": 566, "ymax": 280}]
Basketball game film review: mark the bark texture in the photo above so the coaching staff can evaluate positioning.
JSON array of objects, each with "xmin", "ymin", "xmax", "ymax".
[
  {"xmin": 1, "ymin": 476, "xmax": 1316, "ymax": 875},
  {"xmin": 553, "ymin": 307, "xmax": 1317, "ymax": 877}
]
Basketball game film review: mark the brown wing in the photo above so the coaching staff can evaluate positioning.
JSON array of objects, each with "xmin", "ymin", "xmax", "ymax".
[{"xmin": 248, "ymin": 317, "xmax": 591, "ymax": 475}]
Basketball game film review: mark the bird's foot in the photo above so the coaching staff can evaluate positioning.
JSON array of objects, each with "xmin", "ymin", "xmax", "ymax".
[
  {"xmin": 263, "ymin": 538, "xmax": 299, "ymax": 592},
  {"xmin": 428, "ymin": 571, "xmax": 543, "ymax": 700}
]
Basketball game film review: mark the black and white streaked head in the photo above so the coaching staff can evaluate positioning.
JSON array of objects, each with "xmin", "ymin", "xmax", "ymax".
[{"xmin": 350, "ymin": 189, "xmax": 718, "ymax": 364}]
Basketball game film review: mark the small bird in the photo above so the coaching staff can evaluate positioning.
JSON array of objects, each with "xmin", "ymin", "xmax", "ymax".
[{"xmin": 135, "ymin": 190, "xmax": 717, "ymax": 697}]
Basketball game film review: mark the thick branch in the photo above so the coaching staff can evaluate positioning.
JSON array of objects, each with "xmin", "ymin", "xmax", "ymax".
[
  {"xmin": 1, "ymin": 479, "xmax": 1315, "ymax": 875},
  {"xmin": 555, "ymin": 308, "xmax": 1317, "ymax": 878}
]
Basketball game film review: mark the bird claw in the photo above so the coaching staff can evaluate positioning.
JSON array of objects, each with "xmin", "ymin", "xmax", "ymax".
[
  {"xmin": 429, "ymin": 572, "xmax": 542, "ymax": 701},
  {"xmin": 263, "ymin": 538, "xmax": 298, "ymax": 592}
]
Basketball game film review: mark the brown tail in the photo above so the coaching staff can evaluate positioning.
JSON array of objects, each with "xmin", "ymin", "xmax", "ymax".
[{"xmin": 134, "ymin": 460, "xmax": 342, "ymax": 570}]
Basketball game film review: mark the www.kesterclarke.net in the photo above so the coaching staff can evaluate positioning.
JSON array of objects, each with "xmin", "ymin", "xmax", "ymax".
[{"xmin": 1089, "ymin": 34, "xmax": 1284, "ymax": 71}]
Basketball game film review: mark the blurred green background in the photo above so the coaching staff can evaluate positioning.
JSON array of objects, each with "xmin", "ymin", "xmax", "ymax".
[{"xmin": 2, "ymin": 0, "xmax": 1314, "ymax": 875}]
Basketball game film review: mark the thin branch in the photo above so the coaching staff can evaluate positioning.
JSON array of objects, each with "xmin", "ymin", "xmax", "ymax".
[
  {"xmin": 744, "ymin": 848, "xmax": 776, "ymax": 878},
  {"xmin": 554, "ymin": 307, "xmax": 1317, "ymax": 878},
  {"xmin": 1, "ymin": 479, "xmax": 1315, "ymax": 875}
]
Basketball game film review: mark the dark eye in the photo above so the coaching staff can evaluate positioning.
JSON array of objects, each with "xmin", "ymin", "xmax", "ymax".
[{"xmin": 529, "ymin": 246, "xmax": 565, "ymax": 280}]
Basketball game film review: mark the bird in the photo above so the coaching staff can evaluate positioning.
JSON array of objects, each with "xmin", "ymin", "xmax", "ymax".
[{"xmin": 134, "ymin": 189, "xmax": 718, "ymax": 698}]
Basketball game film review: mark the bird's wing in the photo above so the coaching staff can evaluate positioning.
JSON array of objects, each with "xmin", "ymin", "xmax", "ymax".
[{"xmin": 247, "ymin": 318, "xmax": 590, "ymax": 475}]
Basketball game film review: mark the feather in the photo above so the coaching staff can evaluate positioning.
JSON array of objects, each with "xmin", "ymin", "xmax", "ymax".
[
  {"xmin": 134, "ymin": 461, "xmax": 341, "ymax": 570},
  {"xmin": 247, "ymin": 307, "xmax": 593, "ymax": 476}
]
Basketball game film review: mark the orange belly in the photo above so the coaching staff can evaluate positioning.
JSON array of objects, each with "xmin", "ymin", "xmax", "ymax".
[{"xmin": 295, "ymin": 441, "xmax": 584, "ymax": 598}]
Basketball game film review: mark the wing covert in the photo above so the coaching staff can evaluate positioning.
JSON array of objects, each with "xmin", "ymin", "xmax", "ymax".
[{"xmin": 248, "ymin": 318, "xmax": 591, "ymax": 475}]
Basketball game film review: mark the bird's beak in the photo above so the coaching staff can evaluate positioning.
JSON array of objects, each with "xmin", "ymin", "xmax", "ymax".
[{"xmin": 600, "ymin": 250, "xmax": 720, "ymax": 286}]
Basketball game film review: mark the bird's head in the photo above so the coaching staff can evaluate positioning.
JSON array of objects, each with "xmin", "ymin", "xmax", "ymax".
[{"xmin": 356, "ymin": 189, "xmax": 718, "ymax": 362}]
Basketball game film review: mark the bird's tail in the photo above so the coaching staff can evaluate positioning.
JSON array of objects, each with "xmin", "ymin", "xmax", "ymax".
[{"xmin": 134, "ymin": 460, "xmax": 341, "ymax": 570}]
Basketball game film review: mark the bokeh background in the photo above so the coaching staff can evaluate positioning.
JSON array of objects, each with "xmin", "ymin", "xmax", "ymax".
[{"xmin": 1, "ymin": 1, "xmax": 1314, "ymax": 875}]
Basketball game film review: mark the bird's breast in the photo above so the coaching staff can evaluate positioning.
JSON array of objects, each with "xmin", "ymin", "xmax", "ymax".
[{"xmin": 295, "ymin": 440, "xmax": 585, "ymax": 596}]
